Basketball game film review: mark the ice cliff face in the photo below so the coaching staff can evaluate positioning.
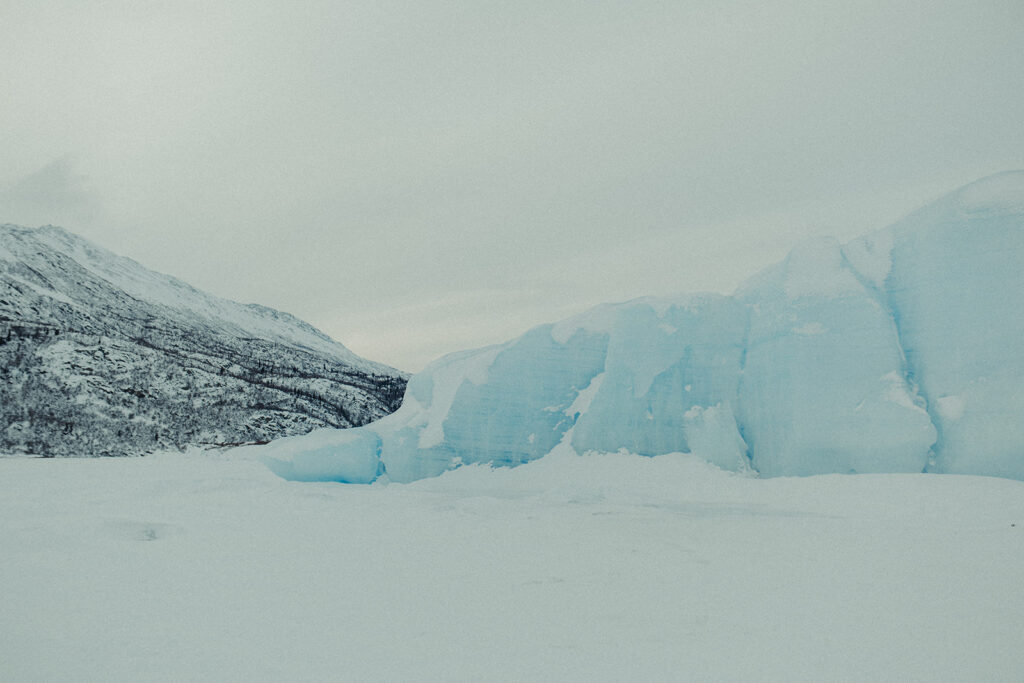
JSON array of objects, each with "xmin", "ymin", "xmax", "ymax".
[
  {"xmin": 856, "ymin": 173, "xmax": 1024, "ymax": 479},
  {"xmin": 0, "ymin": 225, "xmax": 407, "ymax": 456},
  {"xmin": 260, "ymin": 171, "xmax": 1024, "ymax": 482}
]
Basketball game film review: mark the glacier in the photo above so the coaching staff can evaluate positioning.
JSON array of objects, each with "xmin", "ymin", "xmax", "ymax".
[{"xmin": 258, "ymin": 171, "xmax": 1024, "ymax": 483}]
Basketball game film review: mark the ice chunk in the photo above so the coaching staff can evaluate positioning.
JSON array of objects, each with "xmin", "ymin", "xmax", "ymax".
[
  {"xmin": 934, "ymin": 395, "xmax": 966, "ymax": 421},
  {"xmin": 738, "ymin": 238, "xmax": 936, "ymax": 476},
  {"xmin": 570, "ymin": 295, "xmax": 748, "ymax": 459},
  {"xmin": 564, "ymin": 372, "xmax": 605, "ymax": 417},
  {"xmin": 258, "ymin": 428, "xmax": 382, "ymax": 483},
  {"xmin": 415, "ymin": 345, "xmax": 504, "ymax": 449},
  {"xmin": 263, "ymin": 172, "xmax": 1023, "ymax": 484},
  {"xmin": 876, "ymin": 171, "xmax": 1024, "ymax": 477},
  {"xmin": 378, "ymin": 324, "xmax": 609, "ymax": 482},
  {"xmin": 681, "ymin": 403, "xmax": 750, "ymax": 471}
]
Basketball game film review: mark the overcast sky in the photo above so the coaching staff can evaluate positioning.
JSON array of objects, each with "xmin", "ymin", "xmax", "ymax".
[{"xmin": 2, "ymin": 0, "xmax": 1023, "ymax": 371}]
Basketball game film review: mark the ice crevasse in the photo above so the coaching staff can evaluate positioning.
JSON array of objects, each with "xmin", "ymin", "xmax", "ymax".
[{"xmin": 260, "ymin": 171, "xmax": 1024, "ymax": 483}]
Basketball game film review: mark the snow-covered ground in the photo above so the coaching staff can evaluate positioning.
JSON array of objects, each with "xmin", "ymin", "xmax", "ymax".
[{"xmin": 2, "ymin": 451, "xmax": 1023, "ymax": 682}]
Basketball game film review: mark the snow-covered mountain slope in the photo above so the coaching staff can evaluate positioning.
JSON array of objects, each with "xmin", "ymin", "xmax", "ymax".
[
  {"xmin": 0, "ymin": 225, "xmax": 407, "ymax": 456},
  {"xmin": 260, "ymin": 171, "xmax": 1024, "ymax": 482}
]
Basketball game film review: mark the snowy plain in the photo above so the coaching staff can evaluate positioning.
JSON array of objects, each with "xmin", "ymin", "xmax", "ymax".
[{"xmin": 2, "ymin": 450, "xmax": 1023, "ymax": 682}]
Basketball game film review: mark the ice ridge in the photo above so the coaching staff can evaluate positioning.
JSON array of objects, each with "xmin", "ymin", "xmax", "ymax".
[{"xmin": 258, "ymin": 172, "xmax": 1024, "ymax": 483}]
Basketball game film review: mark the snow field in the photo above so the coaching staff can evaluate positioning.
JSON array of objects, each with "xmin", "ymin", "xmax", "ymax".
[{"xmin": 2, "ymin": 451, "xmax": 1023, "ymax": 682}]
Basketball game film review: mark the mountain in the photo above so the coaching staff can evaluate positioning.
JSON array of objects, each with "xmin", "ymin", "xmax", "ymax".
[
  {"xmin": 0, "ymin": 225, "xmax": 407, "ymax": 456},
  {"xmin": 257, "ymin": 171, "xmax": 1024, "ymax": 483}
]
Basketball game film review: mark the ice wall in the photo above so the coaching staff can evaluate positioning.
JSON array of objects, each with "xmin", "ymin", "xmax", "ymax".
[
  {"xmin": 737, "ymin": 238, "xmax": 936, "ymax": 476},
  {"xmin": 259, "ymin": 172, "xmax": 1024, "ymax": 482},
  {"xmin": 568, "ymin": 295, "xmax": 749, "ymax": 471},
  {"xmin": 851, "ymin": 171, "xmax": 1024, "ymax": 478},
  {"xmin": 377, "ymin": 326, "xmax": 609, "ymax": 482}
]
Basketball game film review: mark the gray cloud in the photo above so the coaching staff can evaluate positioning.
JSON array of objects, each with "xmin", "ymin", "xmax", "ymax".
[
  {"xmin": 0, "ymin": 156, "xmax": 103, "ymax": 230},
  {"xmin": 2, "ymin": 0, "xmax": 1023, "ymax": 370}
]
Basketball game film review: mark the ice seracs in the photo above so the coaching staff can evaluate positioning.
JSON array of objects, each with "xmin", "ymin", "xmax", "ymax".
[
  {"xmin": 860, "ymin": 170, "xmax": 1024, "ymax": 478},
  {"xmin": 569, "ymin": 294, "xmax": 748, "ymax": 468},
  {"xmin": 737, "ymin": 237, "xmax": 936, "ymax": 477},
  {"xmin": 260, "ymin": 171, "xmax": 1024, "ymax": 482}
]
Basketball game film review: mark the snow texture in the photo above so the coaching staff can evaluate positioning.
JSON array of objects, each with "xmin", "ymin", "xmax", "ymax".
[
  {"xmin": 264, "ymin": 171, "xmax": 1024, "ymax": 482},
  {"xmin": 0, "ymin": 224, "xmax": 407, "ymax": 456},
  {"xmin": 3, "ymin": 452, "xmax": 1024, "ymax": 682},
  {"xmin": 25, "ymin": 225, "xmax": 391, "ymax": 370}
]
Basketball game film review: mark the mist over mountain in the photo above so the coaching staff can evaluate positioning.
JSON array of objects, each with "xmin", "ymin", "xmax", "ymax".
[{"xmin": 0, "ymin": 225, "xmax": 407, "ymax": 456}]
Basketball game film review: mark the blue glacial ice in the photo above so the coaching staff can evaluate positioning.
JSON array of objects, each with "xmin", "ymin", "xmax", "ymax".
[
  {"xmin": 260, "ymin": 171, "xmax": 1024, "ymax": 482},
  {"xmin": 847, "ymin": 172, "xmax": 1024, "ymax": 478},
  {"xmin": 737, "ymin": 237, "xmax": 937, "ymax": 477}
]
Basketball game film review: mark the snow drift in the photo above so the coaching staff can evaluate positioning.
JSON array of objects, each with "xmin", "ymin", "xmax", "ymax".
[{"xmin": 261, "ymin": 171, "xmax": 1024, "ymax": 482}]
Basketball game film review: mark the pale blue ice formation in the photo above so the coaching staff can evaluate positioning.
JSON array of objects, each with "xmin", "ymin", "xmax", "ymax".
[
  {"xmin": 855, "ymin": 172, "xmax": 1024, "ymax": 479},
  {"xmin": 259, "ymin": 171, "xmax": 1024, "ymax": 483}
]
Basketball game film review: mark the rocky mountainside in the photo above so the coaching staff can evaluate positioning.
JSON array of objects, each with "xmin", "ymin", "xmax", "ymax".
[{"xmin": 0, "ymin": 224, "xmax": 407, "ymax": 456}]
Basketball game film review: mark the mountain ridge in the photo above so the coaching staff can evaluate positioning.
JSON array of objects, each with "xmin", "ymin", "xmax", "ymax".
[{"xmin": 0, "ymin": 224, "xmax": 407, "ymax": 456}]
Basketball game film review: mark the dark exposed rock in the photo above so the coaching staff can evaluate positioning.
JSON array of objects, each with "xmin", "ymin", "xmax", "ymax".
[{"xmin": 0, "ymin": 224, "xmax": 407, "ymax": 456}]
